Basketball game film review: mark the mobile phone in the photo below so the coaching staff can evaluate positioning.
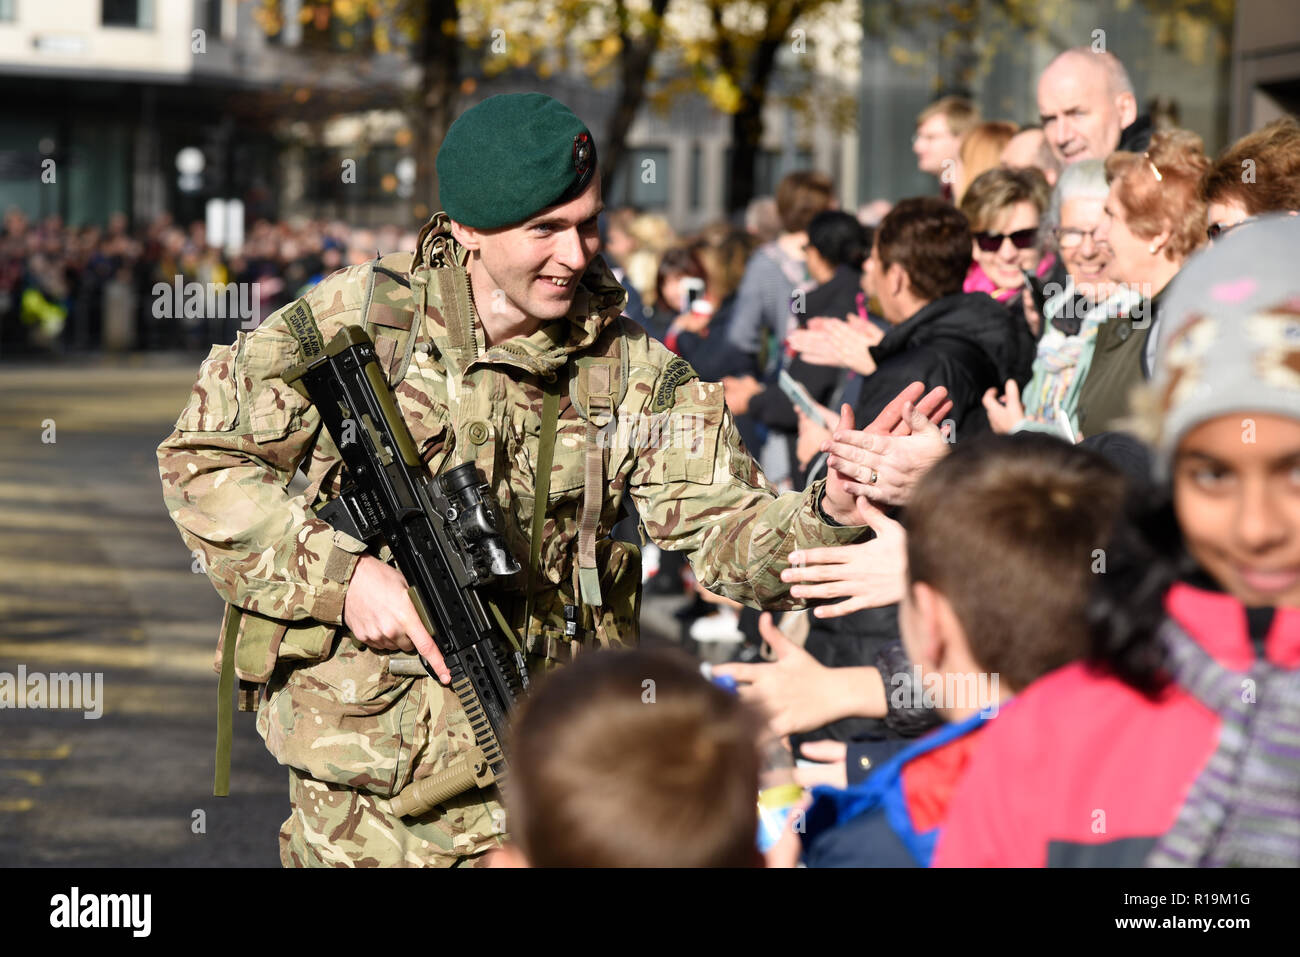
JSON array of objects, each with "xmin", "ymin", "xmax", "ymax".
[
  {"xmin": 778, "ymin": 369, "xmax": 824, "ymax": 422},
  {"xmin": 680, "ymin": 277, "xmax": 705, "ymax": 311},
  {"xmin": 1023, "ymin": 269, "xmax": 1050, "ymax": 320}
]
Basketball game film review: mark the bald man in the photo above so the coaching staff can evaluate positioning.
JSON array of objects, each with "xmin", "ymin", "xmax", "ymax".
[{"xmin": 1037, "ymin": 48, "xmax": 1152, "ymax": 165}]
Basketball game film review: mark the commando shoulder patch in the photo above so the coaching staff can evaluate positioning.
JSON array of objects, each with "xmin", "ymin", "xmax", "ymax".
[
  {"xmin": 651, "ymin": 356, "xmax": 699, "ymax": 413},
  {"xmin": 283, "ymin": 299, "xmax": 325, "ymax": 360}
]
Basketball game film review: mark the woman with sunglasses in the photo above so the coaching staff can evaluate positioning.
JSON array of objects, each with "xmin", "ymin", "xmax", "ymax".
[
  {"xmin": 981, "ymin": 160, "xmax": 1144, "ymax": 438},
  {"xmin": 959, "ymin": 166, "xmax": 1055, "ymax": 342},
  {"xmin": 1072, "ymin": 129, "xmax": 1209, "ymax": 438}
]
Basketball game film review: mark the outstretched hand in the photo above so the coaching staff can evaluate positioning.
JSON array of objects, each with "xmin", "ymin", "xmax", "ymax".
[
  {"xmin": 713, "ymin": 613, "xmax": 868, "ymax": 738},
  {"xmin": 781, "ymin": 498, "xmax": 908, "ymax": 617}
]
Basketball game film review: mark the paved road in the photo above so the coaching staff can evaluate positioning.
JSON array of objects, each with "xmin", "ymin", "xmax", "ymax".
[
  {"xmin": 0, "ymin": 355, "xmax": 287, "ymax": 866},
  {"xmin": 0, "ymin": 354, "xmax": 713, "ymax": 867}
]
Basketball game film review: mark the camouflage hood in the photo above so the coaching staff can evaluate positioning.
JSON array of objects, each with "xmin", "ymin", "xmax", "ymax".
[{"xmin": 412, "ymin": 213, "xmax": 629, "ymax": 381}]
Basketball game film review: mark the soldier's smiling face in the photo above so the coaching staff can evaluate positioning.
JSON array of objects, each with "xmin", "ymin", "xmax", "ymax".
[{"xmin": 453, "ymin": 177, "xmax": 604, "ymax": 328}]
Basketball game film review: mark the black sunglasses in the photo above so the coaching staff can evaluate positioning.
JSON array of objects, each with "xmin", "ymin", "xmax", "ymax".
[{"xmin": 974, "ymin": 228, "xmax": 1038, "ymax": 252}]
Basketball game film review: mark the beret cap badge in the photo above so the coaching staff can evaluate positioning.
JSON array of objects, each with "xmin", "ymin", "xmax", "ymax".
[{"xmin": 573, "ymin": 132, "xmax": 593, "ymax": 176}]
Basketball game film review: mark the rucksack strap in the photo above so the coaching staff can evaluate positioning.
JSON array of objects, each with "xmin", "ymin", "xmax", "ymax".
[
  {"xmin": 214, "ymin": 603, "xmax": 240, "ymax": 797},
  {"xmin": 523, "ymin": 379, "xmax": 562, "ymax": 648}
]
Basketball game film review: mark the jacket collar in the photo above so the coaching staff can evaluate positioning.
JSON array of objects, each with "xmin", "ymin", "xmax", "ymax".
[
  {"xmin": 410, "ymin": 213, "xmax": 628, "ymax": 381},
  {"xmin": 1166, "ymin": 580, "xmax": 1300, "ymax": 670}
]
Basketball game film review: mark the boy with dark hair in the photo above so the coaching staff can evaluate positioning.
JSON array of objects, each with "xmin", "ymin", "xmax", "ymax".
[
  {"xmin": 492, "ymin": 648, "xmax": 765, "ymax": 868},
  {"xmin": 799, "ymin": 432, "xmax": 1124, "ymax": 866}
]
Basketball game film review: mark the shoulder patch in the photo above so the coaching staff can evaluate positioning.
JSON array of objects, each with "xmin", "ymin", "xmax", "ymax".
[
  {"xmin": 651, "ymin": 357, "xmax": 699, "ymax": 413},
  {"xmin": 283, "ymin": 299, "xmax": 325, "ymax": 360}
]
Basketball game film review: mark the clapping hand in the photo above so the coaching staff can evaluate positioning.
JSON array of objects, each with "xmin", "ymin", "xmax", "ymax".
[{"xmin": 822, "ymin": 400, "xmax": 951, "ymax": 506}]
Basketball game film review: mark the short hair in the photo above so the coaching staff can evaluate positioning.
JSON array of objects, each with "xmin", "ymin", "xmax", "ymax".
[
  {"xmin": 1105, "ymin": 129, "xmax": 1210, "ymax": 262},
  {"xmin": 1199, "ymin": 116, "xmax": 1300, "ymax": 216},
  {"xmin": 506, "ymin": 648, "xmax": 763, "ymax": 867},
  {"xmin": 774, "ymin": 171, "xmax": 835, "ymax": 234},
  {"xmin": 957, "ymin": 121, "xmax": 1020, "ymax": 202},
  {"xmin": 874, "ymin": 197, "xmax": 972, "ymax": 302},
  {"xmin": 916, "ymin": 95, "xmax": 981, "ymax": 139},
  {"xmin": 807, "ymin": 210, "xmax": 870, "ymax": 270},
  {"xmin": 904, "ymin": 433, "xmax": 1125, "ymax": 692},
  {"xmin": 1046, "ymin": 48, "xmax": 1135, "ymax": 100},
  {"xmin": 1043, "ymin": 158, "xmax": 1110, "ymax": 236},
  {"xmin": 959, "ymin": 166, "xmax": 1052, "ymax": 233}
]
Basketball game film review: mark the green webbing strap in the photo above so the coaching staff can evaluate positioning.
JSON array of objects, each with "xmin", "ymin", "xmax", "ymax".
[
  {"xmin": 522, "ymin": 381, "xmax": 561, "ymax": 646},
  {"xmin": 486, "ymin": 599, "xmax": 522, "ymax": 657},
  {"xmin": 214, "ymin": 604, "xmax": 240, "ymax": 797}
]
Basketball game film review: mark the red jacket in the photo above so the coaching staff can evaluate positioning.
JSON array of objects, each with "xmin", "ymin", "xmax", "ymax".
[{"xmin": 933, "ymin": 583, "xmax": 1300, "ymax": 867}]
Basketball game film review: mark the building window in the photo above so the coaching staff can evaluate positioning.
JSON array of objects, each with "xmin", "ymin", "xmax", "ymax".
[
  {"xmin": 0, "ymin": 0, "xmax": 15, "ymax": 23},
  {"xmin": 689, "ymin": 143, "xmax": 702, "ymax": 211},
  {"xmin": 609, "ymin": 146, "xmax": 670, "ymax": 210},
  {"xmin": 102, "ymin": 0, "xmax": 154, "ymax": 29},
  {"xmin": 202, "ymin": 0, "xmax": 223, "ymax": 38},
  {"xmin": 724, "ymin": 147, "xmax": 815, "ymax": 199}
]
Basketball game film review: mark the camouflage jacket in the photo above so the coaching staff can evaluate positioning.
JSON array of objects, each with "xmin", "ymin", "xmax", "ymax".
[{"xmin": 157, "ymin": 216, "xmax": 867, "ymax": 663}]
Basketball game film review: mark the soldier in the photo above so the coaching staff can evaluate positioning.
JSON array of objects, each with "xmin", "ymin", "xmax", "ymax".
[{"xmin": 158, "ymin": 93, "xmax": 875, "ymax": 868}]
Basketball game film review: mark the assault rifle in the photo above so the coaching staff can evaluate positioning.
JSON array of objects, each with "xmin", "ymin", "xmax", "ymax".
[{"xmin": 284, "ymin": 325, "xmax": 527, "ymax": 818}]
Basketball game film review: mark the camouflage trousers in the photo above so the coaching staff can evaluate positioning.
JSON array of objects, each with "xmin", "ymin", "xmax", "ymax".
[
  {"xmin": 257, "ymin": 634, "xmax": 513, "ymax": 868},
  {"xmin": 278, "ymin": 769, "xmax": 502, "ymax": 868}
]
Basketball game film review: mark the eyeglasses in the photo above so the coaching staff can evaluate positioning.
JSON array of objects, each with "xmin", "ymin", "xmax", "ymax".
[
  {"xmin": 1055, "ymin": 225, "xmax": 1106, "ymax": 250},
  {"xmin": 1207, "ymin": 216, "xmax": 1257, "ymax": 242},
  {"xmin": 974, "ymin": 228, "xmax": 1038, "ymax": 252}
]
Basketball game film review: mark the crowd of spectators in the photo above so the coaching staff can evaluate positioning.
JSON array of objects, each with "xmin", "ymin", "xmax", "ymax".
[
  {"xmin": 497, "ymin": 47, "xmax": 1300, "ymax": 869},
  {"xmin": 0, "ymin": 209, "xmax": 418, "ymax": 355}
]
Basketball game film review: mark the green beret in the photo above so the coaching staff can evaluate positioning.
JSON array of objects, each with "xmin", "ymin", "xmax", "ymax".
[{"xmin": 437, "ymin": 93, "xmax": 597, "ymax": 229}]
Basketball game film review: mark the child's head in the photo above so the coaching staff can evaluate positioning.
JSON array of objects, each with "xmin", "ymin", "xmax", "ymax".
[
  {"xmin": 501, "ymin": 648, "xmax": 763, "ymax": 867},
  {"xmin": 900, "ymin": 434, "xmax": 1125, "ymax": 712},
  {"xmin": 1141, "ymin": 213, "xmax": 1300, "ymax": 609}
]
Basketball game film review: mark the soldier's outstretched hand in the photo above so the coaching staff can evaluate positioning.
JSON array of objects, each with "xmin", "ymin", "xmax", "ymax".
[{"xmin": 344, "ymin": 556, "xmax": 451, "ymax": 683}]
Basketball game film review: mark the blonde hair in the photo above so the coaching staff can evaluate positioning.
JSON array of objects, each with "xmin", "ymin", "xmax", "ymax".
[{"xmin": 956, "ymin": 121, "xmax": 1019, "ymax": 204}]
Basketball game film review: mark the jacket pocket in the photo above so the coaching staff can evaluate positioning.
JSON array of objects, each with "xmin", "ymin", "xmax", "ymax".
[
  {"xmin": 258, "ymin": 634, "xmax": 424, "ymax": 798},
  {"xmin": 241, "ymin": 335, "xmax": 309, "ymax": 444}
]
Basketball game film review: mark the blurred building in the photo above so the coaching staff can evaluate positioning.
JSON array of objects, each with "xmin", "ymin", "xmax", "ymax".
[
  {"xmin": 1231, "ymin": 0, "xmax": 1300, "ymax": 137},
  {"xmin": 0, "ymin": 0, "xmax": 412, "ymax": 229},
  {"xmin": 0, "ymin": 0, "xmax": 860, "ymax": 233}
]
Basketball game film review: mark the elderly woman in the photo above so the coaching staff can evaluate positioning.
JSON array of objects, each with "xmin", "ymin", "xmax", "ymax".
[
  {"xmin": 959, "ymin": 167, "xmax": 1055, "ymax": 338},
  {"xmin": 1073, "ymin": 129, "xmax": 1209, "ymax": 438},
  {"xmin": 982, "ymin": 159, "xmax": 1143, "ymax": 438}
]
